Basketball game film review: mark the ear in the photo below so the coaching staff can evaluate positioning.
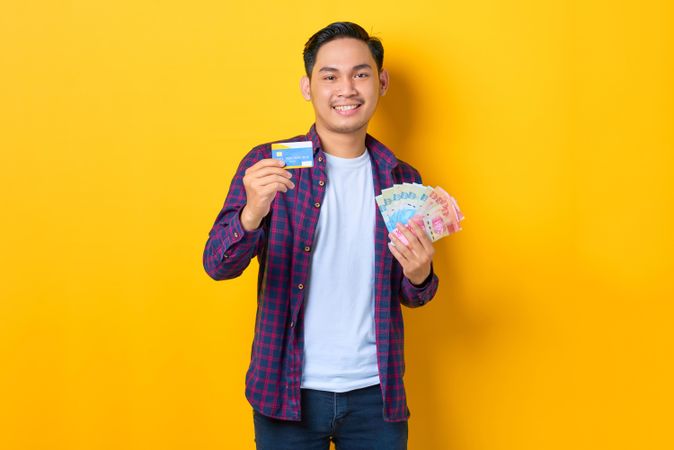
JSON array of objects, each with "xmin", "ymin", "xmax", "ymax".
[
  {"xmin": 300, "ymin": 75, "xmax": 311, "ymax": 101},
  {"xmin": 379, "ymin": 69, "xmax": 390, "ymax": 97}
]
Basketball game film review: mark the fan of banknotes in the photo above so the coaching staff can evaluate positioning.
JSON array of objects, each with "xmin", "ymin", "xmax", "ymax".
[{"xmin": 376, "ymin": 183, "xmax": 464, "ymax": 244}]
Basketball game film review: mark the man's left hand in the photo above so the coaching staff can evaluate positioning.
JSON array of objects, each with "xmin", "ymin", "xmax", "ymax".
[{"xmin": 388, "ymin": 220, "xmax": 435, "ymax": 286}]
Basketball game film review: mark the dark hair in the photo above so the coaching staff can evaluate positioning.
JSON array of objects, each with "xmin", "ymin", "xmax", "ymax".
[{"xmin": 303, "ymin": 22, "xmax": 384, "ymax": 78}]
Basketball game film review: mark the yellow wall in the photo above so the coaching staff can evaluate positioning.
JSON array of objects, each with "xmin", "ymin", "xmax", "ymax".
[{"xmin": 1, "ymin": 1, "xmax": 672, "ymax": 449}]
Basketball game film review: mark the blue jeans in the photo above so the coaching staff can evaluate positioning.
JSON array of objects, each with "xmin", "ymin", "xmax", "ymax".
[{"xmin": 253, "ymin": 384, "xmax": 408, "ymax": 450}]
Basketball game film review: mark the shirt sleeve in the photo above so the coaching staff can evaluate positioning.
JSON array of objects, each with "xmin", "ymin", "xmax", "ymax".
[
  {"xmin": 399, "ymin": 264, "xmax": 439, "ymax": 308},
  {"xmin": 203, "ymin": 148, "xmax": 267, "ymax": 280}
]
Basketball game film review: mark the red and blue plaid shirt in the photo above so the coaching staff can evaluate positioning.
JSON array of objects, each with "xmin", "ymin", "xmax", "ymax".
[{"xmin": 203, "ymin": 124, "xmax": 439, "ymax": 422}]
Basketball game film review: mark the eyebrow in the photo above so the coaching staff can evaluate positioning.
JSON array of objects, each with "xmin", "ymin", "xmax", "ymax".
[{"xmin": 317, "ymin": 63, "xmax": 373, "ymax": 73}]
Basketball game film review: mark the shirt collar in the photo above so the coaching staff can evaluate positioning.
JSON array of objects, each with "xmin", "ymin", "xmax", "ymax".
[{"xmin": 306, "ymin": 123, "xmax": 399, "ymax": 170}]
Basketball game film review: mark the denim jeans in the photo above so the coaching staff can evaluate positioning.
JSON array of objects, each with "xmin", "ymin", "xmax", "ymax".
[{"xmin": 253, "ymin": 384, "xmax": 408, "ymax": 450}]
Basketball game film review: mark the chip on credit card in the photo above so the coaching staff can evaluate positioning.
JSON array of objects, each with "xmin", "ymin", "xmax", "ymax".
[{"xmin": 271, "ymin": 141, "xmax": 314, "ymax": 169}]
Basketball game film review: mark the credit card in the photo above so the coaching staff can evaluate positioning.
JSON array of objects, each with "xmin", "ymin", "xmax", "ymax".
[{"xmin": 271, "ymin": 141, "xmax": 314, "ymax": 169}]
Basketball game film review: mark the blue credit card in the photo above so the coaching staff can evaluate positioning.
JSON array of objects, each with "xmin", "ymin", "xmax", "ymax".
[{"xmin": 271, "ymin": 141, "xmax": 314, "ymax": 169}]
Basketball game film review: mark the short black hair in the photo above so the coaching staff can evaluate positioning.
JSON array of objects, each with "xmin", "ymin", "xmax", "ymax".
[{"xmin": 303, "ymin": 22, "xmax": 384, "ymax": 78}]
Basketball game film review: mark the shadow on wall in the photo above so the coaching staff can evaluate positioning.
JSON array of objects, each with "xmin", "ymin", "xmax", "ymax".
[
  {"xmin": 369, "ymin": 61, "xmax": 420, "ymax": 164},
  {"xmin": 374, "ymin": 62, "xmax": 525, "ymax": 449},
  {"xmin": 401, "ymin": 243, "xmax": 527, "ymax": 449},
  {"xmin": 370, "ymin": 57, "xmax": 459, "ymax": 179}
]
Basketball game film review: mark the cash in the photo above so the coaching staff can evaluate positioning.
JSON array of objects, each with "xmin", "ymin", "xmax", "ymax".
[{"xmin": 375, "ymin": 183, "xmax": 464, "ymax": 245}]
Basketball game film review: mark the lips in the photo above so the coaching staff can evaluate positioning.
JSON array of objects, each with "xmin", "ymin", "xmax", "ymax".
[
  {"xmin": 332, "ymin": 103, "xmax": 362, "ymax": 115},
  {"xmin": 333, "ymin": 104, "xmax": 360, "ymax": 111}
]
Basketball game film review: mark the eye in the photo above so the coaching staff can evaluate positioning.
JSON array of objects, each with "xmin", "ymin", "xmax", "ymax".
[
  {"xmin": 355, "ymin": 73, "xmax": 369, "ymax": 78},
  {"xmin": 324, "ymin": 75, "xmax": 336, "ymax": 81}
]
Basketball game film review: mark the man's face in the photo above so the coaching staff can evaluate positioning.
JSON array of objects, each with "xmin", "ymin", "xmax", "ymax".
[{"xmin": 300, "ymin": 38, "xmax": 389, "ymax": 135}]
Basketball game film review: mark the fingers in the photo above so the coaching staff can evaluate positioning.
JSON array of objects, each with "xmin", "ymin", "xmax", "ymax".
[
  {"xmin": 389, "ymin": 221, "xmax": 435, "ymax": 285},
  {"xmin": 409, "ymin": 219, "xmax": 434, "ymax": 255},
  {"xmin": 248, "ymin": 165, "xmax": 293, "ymax": 180},
  {"xmin": 256, "ymin": 183, "xmax": 287, "ymax": 195},
  {"xmin": 394, "ymin": 223, "xmax": 424, "ymax": 257},
  {"xmin": 388, "ymin": 239, "xmax": 407, "ymax": 264},
  {"xmin": 247, "ymin": 158, "xmax": 286, "ymax": 171},
  {"xmin": 389, "ymin": 232, "xmax": 411, "ymax": 262},
  {"xmin": 244, "ymin": 158, "xmax": 295, "ymax": 191},
  {"xmin": 245, "ymin": 177, "xmax": 294, "ymax": 196},
  {"xmin": 389, "ymin": 221, "xmax": 435, "ymax": 262},
  {"xmin": 257, "ymin": 174, "xmax": 295, "ymax": 189}
]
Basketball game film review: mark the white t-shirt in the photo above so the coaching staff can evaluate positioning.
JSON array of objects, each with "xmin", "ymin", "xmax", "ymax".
[{"xmin": 300, "ymin": 148, "xmax": 380, "ymax": 392}]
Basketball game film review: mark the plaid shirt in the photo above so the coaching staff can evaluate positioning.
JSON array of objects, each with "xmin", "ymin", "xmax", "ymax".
[{"xmin": 203, "ymin": 124, "xmax": 439, "ymax": 422}]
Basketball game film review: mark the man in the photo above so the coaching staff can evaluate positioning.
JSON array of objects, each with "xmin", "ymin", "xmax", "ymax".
[{"xmin": 203, "ymin": 22, "xmax": 440, "ymax": 450}]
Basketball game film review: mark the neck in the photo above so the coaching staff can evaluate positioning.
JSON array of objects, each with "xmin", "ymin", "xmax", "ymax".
[{"xmin": 315, "ymin": 122, "xmax": 368, "ymax": 158}]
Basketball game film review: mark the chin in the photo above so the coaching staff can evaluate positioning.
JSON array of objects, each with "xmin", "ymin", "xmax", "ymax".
[
  {"xmin": 333, "ymin": 122, "xmax": 367, "ymax": 133},
  {"xmin": 321, "ymin": 116, "xmax": 371, "ymax": 134}
]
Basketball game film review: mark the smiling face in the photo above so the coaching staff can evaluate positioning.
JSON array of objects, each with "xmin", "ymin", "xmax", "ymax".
[{"xmin": 300, "ymin": 37, "xmax": 389, "ymax": 135}]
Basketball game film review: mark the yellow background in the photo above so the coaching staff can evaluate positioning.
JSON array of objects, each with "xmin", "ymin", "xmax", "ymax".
[{"xmin": 1, "ymin": 1, "xmax": 673, "ymax": 449}]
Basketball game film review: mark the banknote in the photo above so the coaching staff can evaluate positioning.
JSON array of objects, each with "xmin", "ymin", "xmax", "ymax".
[{"xmin": 376, "ymin": 184, "xmax": 464, "ymax": 246}]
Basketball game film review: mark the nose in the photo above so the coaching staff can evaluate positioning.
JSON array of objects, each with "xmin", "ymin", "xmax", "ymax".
[{"xmin": 337, "ymin": 77, "xmax": 358, "ymax": 97}]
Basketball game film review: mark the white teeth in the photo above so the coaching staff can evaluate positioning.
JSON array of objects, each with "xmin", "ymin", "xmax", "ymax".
[{"xmin": 334, "ymin": 104, "xmax": 359, "ymax": 111}]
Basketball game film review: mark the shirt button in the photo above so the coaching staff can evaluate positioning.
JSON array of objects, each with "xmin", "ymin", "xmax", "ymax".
[
  {"xmin": 318, "ymin": 180, "xmax": 325, "ymax": 186},
  {"xmin": 290, "ymin": 321, "xmax": 295, "ymax": 328},
  {"xmin": 298, "ymin": 283, "xmax": 304, "ymax": 290},
  {"xmin": 234, "ymin": 232, "xmax": 239, "ymax": 238},
  {"xmin": 314, "ymin": 202, "xmax": 320, "ymax": 208},
  {"xmin": 304, "ymin": 246, "xmax": 311, "ymax": 252},
  {"xmin": 318, "ymin": 156, "xmax": 323, "ymax": 162}
]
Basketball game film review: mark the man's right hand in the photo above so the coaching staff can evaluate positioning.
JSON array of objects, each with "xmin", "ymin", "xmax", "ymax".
[{"xmin": 240, "ymin": 158, "xmax": 295, "ymax": 231}]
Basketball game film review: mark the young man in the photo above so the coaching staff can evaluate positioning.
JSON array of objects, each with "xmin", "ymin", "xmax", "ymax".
[{"xmin": 203, "ymin": 22, "xmax": 440, "ymax": 450}]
